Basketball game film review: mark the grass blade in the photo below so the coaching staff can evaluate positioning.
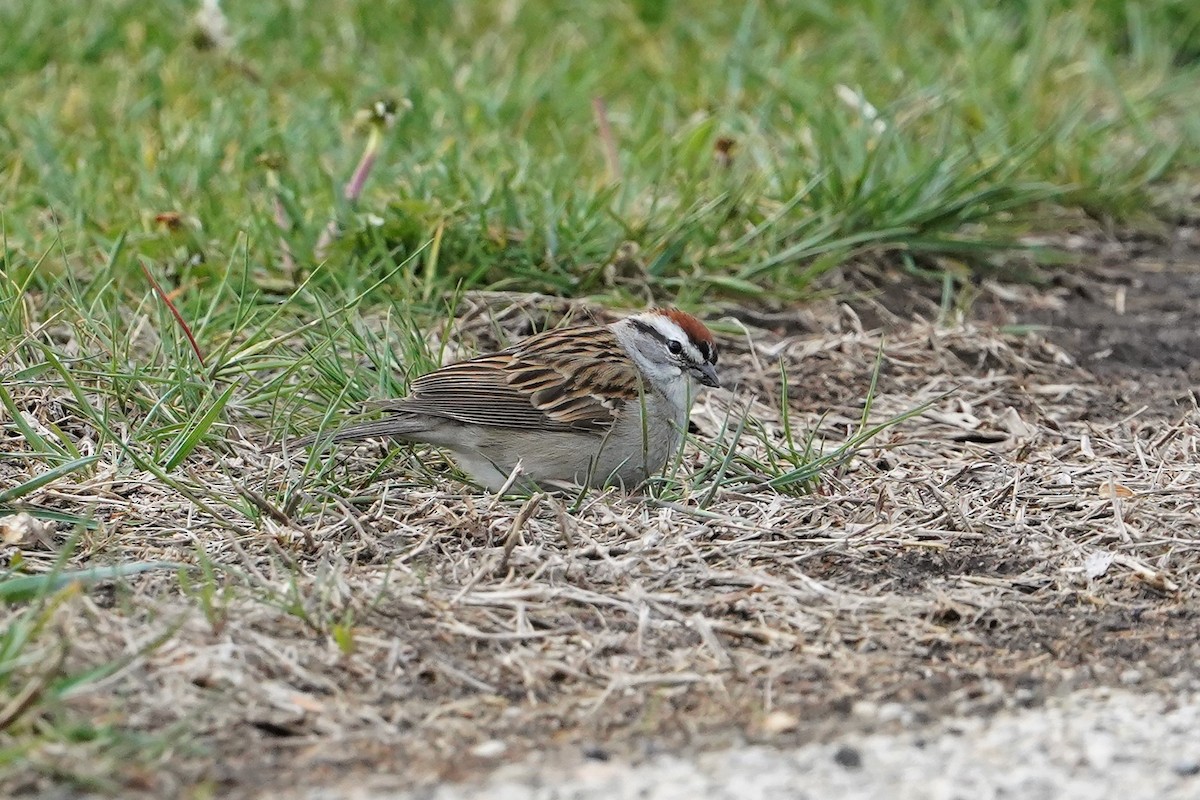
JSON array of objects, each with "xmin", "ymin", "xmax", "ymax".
[
  {"xmin": 0, "ymin": 455, "xmax": 99, "ymax": 505},
  {"xmin": 161, "ymin": 382, "xmax": 237, "ymax": 471},
  {"xmin": 0, "ymin": 562, "xmax": 185, "ymax": 604}
]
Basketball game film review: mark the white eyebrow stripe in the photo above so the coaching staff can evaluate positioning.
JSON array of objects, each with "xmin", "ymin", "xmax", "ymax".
[{"xmin": 646, "ymin": 316, "xmax": 685, "ymax": 341}]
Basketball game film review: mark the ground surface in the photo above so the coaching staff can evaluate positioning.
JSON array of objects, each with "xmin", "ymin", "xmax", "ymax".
[
  {"xmin": 5, "ymin": 4, "xmax": 1200, "ymax": 796},
  {"xmin": 2, "ymin": 247, "xmax": 1199, "ymax": 798},
  {"xmin": 327, "ymin": 240, "xmax": 1199, "ymax": 800},
  {"xmin": 327, "ymin": 688, "xmax": 1200, "ymax": 800}
]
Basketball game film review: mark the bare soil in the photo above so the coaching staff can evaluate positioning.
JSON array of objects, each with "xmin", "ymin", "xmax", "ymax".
[{"xmin": 1, "ymin": 248, "xmax": 1198, "ymax": 799}]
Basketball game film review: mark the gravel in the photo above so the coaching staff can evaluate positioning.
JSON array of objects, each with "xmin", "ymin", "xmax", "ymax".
[{"xmin": 325, "ymin": 689, "xmax": 1200, "ymax": 800}]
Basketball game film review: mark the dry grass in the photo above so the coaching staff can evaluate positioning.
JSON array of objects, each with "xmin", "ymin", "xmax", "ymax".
[{"xmin": 2, "ymin": 292, "xmax": 1199, "ymax": 797}]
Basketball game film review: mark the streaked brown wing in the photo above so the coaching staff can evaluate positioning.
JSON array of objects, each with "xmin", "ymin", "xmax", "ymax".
[{"xmin": 390, "ymin": 325, "xmax": 642, "ymax": 433}]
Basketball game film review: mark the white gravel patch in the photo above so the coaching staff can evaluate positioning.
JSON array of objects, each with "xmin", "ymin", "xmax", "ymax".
[{"xmin": 327, "ymin": 689, "xmax": 1200, "ymax": 800}]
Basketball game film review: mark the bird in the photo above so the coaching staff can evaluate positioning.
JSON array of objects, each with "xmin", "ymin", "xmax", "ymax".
[{"xmin": 289, "ymin": 307, "xmax": 721, "ymax": 491}]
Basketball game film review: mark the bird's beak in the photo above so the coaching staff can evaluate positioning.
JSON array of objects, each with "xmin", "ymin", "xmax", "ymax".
[{"xmin": 691, "ymin": 363, "xmax": 720, "ymax": 388}]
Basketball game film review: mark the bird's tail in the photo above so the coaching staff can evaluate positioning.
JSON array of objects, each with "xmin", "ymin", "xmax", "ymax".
[{"xmin": 282, "ymin": 415, "xmax": 425, "ymax": 453}]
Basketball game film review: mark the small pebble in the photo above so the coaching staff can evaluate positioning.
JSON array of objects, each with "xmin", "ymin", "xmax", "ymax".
[
  {"xmin": 470, "ymin": 740, "xmax": 507, "ymax": 759},
  {"xmin": 761, "ymin": 710, "xmax": 799, "ymax": 735},
  {"xmin": 582, "ymin": 746, "xmax": 610, "ymax": 762},
  {"xmin": 851, "ymin": 700, "xmax": 879, "ymax": 719},
  {"xmin": 833, "ymin": 745, "xmax": 862, "ymax": 770}
]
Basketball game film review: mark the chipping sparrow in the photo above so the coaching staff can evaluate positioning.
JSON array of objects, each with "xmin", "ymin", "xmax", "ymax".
[{"xmin": 292, "ymin": 308, "xmax": 720, "ymax": 490}]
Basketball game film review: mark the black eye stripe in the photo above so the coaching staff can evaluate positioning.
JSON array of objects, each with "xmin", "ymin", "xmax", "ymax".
[
  {"xmin": 631, "ymin": 319, "xmax": 678, "ymax": 353},
  {"xmin": 630, "ymin": 319, "xmax": 664, "ymax": 342},
  {"xmin": 631, "ymin": 318, "xmax": 716, "ymax": 363}
]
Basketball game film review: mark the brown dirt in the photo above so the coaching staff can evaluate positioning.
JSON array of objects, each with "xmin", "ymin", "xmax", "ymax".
[
  {"xmin": 2, "ymin": 255, "xmax": 1199, "ymax": 799},
  {"xmin": 1031, "ymin": 263, "xmax": 1200, "ymax": 376}
]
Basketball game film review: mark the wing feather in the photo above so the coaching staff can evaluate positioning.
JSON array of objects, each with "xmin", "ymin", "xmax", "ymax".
[{"xmin": 385, "ymin": 325, "xmax": 641, "ymax": 432}]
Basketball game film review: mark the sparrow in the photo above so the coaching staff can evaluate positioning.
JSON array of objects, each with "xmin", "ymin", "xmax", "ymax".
[{"xmin": 291, "ymin": 308, "xmax": 720, "ymax": 490}]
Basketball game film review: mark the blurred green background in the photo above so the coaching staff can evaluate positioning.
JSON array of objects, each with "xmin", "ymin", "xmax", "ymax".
[{"xmin": 3, "ymin": 0, "xmax": 1197, "ymax": 306}]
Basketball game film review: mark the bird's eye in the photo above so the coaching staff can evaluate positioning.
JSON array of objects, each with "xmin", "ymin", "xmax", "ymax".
[{"xmin": 668, "ymin": 340, "xmax": 683, "ymax": 355}]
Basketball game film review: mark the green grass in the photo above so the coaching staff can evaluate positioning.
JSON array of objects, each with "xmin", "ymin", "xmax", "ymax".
[
  {"xmin": 0, "ymin": 540, "xmax": 183, "ymax": 790},
  {"xmin": 3, "ymin": 0, "xmax": 1198, "ymax": 305},
  {"xmin": 0, "ymin": 0, "xmax": 1194, "ymax": 453},
  {"xmin": 1, "ymin": 0, "xmax": 1199, "ymax": 790}
]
